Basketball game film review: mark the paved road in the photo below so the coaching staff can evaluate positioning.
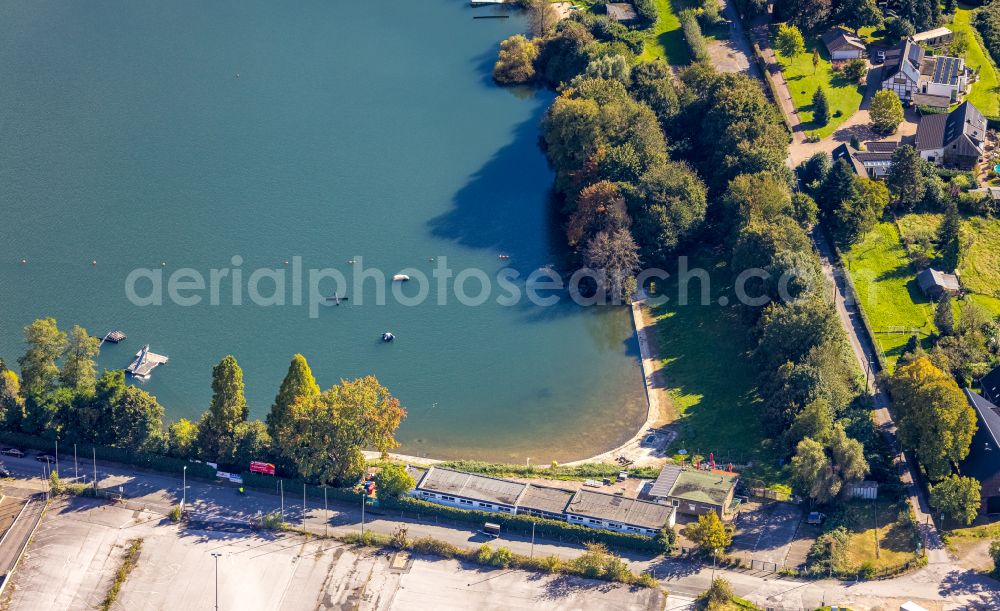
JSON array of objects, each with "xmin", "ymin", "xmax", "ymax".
[
  {"xmin": 1, "ymin": 451, "xmax": 998, "ymax": 608},
  {"xmin": 0, "ymin": 493, "xmax": 44, "ymax": 597}
]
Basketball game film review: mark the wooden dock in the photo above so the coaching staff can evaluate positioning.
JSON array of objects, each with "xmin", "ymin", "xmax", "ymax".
[
  {"xmin": 126, "ymin": 345, "xmax": 168, "ymax": 380},
  {"xmin": 470, "ymin": 0, "xmax": 508, "ymax": 5},
  {"xmin": 99, "ymin": 331, "xmax": 126, "ymax": 347}
]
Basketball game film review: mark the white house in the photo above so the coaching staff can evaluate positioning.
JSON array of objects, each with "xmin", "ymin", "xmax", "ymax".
[
  {"xmin": 881, "ymin": 38, "xmax": 970, "ymax": 108},
  {"xmin": 565, "ymin": 489, "xmax": 676, "ymax": 536},
  {"xmin": 821, "ymin": 27, "xmax": 866, "ymax": 60},
  {"xmin": 412, "ymin": 467, "xmax": 526, "ymax": 514},
  {"xmin": 915, "ymin": 100, "xmax": 986, "ymax": 169}
]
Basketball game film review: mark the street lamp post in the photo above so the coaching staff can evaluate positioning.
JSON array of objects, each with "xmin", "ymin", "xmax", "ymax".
[
  {"xmin": 324, "ymin": 486, "xmax": 329, "ymax": 538},
  {"xmin": 211, "ymin": 552, "xmax": 222, "ymax": 610},
  {"xmin": 182, "ymin": 466, "xmax": 187, "ymax": 510},
  {"xmin": 74, "ymin": 444, "xmax": 78, "ymax": 480},
  {"xmin": 361, "ymin": 490, "xmax": 366, "ymax": 536}
]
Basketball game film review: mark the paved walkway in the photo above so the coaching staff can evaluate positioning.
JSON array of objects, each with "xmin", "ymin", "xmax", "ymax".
[{"xmin": 749, "ymin": 21, "xmax": 804, "ymax": 142}]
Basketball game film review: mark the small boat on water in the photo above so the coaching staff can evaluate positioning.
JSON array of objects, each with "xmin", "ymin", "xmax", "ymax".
[
  {"xmin": 126, "ymin": 345, "xmax": 169, "ymax": 380},
  {"xmin": 325, "ymin": 295, "xmax": 350, "ymax": 305},
  {"xmin": 381, "ymin": 332, "xmax": 395, "ymax": 342},
  {"xmin": 392, "ymin": 274, "xmax": 410, "ymax": 282}
]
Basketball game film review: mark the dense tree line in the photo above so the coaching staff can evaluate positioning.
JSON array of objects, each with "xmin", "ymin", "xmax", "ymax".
[
  {"xmin": 0, "ymin": 319, "xmax": 404, "ymax": 485},
  {"xmin": 976, "ymin": 0, "xmax": 1000, "ymax": 70}
]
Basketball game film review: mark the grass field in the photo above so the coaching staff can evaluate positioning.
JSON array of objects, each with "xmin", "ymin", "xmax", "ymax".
[
  {"xmin": 774, "ymin": 38, "xmax": 864, "ymax": 139},
  {"xmin": 897, "ymin": 213, "xmax": 1000, "ymax": 316},
  {"xmin": 646, "ymin": 253, "xmax": 768, "ymax": 471},
  {"xmin": 836, "ymin": 500, "xmax": 919, "ymax": 572},
  {"xmin": 954, "ymin": 6, "xmax": 1000, "ymax": 116},
  {"xmin": 843, "ymin": 222, "xmax": 936, "ymax": 367},
  {"xmin": 640, "ymin": 0, "xmax": 692, "ymax": 64}
]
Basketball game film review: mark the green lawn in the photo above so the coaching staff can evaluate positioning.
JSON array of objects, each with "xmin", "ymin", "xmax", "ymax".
[
  {"xmin": 774, "ymin": 38, "xmax": 864, "ymax": 139},
  {"xmin": 646, "ymin": 253, "xmax": 770, "ymax": 472},
  {"xmin": 897, "ymin": 213, "xmax": 1000, "ymax": 316},
  {"xmin": 835, "ymin": 500, "xmax": 920, "ymax": 572},
  {"xmin": 639, "ymin": 0, "xmax": 692, "ymax": 64},
  {"xmin": 954, "ymin": 6, "xmax": 1000, "ymax": 116},
  {"xmin": 843, "ymin": 222, "xmax": 936, "ymax": 367}
]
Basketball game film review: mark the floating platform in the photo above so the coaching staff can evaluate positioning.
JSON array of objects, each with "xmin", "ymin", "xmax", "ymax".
[
  {"xmin": 126, "ymin": 345, "xmax": 168, "ymax": 380},
  {"xmin": 470, "ymin": 0, "xmax": 508, "ymax": 5},
  {"xmin": 99, "ymin": 331, "xmax": 126, "ymax": 346}
]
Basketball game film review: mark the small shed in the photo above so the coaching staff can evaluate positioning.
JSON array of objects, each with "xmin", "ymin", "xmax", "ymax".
[
  {"xmin": 850, "ymin": 480, "xmax": 878, "ymax": 499},
  {"xmin": 606, "ymin": 2, "xmax": 638, "ymax": 22},
  {"xmin": 916, "ymin": 268, "xmax": 960, "ymax": 299},
  {"xmin": 820, "ymin": 27, "xmax": 866, "ymax": 60}
]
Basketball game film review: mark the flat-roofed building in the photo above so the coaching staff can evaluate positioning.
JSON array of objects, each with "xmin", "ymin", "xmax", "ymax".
[
  {"xmin": 516, "ymin": 484, "xmax": 574, "ymax": 521},
  {"xmin": 565, "ymin": 489, "xmax": 676, "ymax": 536},
  {"xmin": 413, "ymin": 467, "xmax": 526, "ymax": 514}
]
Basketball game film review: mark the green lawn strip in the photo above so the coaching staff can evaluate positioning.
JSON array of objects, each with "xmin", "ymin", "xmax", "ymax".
[
  {"xmin": 646, "ymin": 252, "xmax": 771, "ymax": 475},
  {"xmin": 897, "ymin": 213, "xmax": 1000, "ymax": 317},
  {"xmin": 844, "ymin": 222, "xmax": 936, "ymax": 368},
  {"xmin": 835, "ymin": 499, "xmax": 920, "ymax": 572},
  {"xmin": 640, "ymin": 0, "xmax": 693, "ymax": 64},
  {"xmin": 954, "ymin": 7, "xmax": 1000, "ymax": 116},
  {"xmin": 774, "ymin": 38, "xmax": 864, "ymax": 139}
]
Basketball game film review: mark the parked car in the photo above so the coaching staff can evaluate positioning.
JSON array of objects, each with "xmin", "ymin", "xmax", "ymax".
[
  {"xmin": 482, "ymin": 522, "xmax": 501, "ymax": 538},
  {"xmin": 35, "ymin": 454, "xmax": 55, "ymax": 463},
  {"xmin": 0, "ymin": 448, "xmax": 24, "ymax": 458}
]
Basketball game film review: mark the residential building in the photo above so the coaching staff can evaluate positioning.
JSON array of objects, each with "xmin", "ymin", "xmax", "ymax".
[
  {"xmin": 516, "ymin": 484, "xmax": 574, "ymax": 521},
  {"xmin": 832, "ymin": 141, "xmax": 898, "ymax": 179},
  {"xmin": 647, "ymin": 465, "xmax": 739, "ymax": 519},
  {"xmin": 915, "ymin": 101, "xmax": 986, "ymax": 169},
  {"xmin": 880, "ymin": 38, "xmax": 970, "ymax": 107},
  {"xmin": 565, "ymin": 489, "xmax": 676, "ymax": 536},
  {"xmin": 605, "ymin": 2, "xmax": 637, "ymax": 22},
  {"xmin": 916, "ymin": 268, "xmax": 961, "ymax": 298},
  {"xmin": 412, "ymin": 467, "xmax": 526, "ymax": 514},
  {"xmin": 911, "ymin": 27, "xmax": 953, "ymax": 49},
  {"xmin": 958, "ymin": 390, "xmax": 1000, "ymax": 514},
  {"xmin": 821, "ymin": 27, "xmax": 866, "ymax": 60},
  {"xmin": 981, "ymin": 364, "xmax": 1000, "ymax": 405}
]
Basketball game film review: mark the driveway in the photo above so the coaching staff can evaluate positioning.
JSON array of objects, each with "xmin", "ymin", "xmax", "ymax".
[{"xmin": 730, "ymin": 501, "xmax": 804, "ymax": 569}]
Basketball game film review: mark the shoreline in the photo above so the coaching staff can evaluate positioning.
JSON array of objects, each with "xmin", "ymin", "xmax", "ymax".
[{"xmin": 366, "ymin": 297, "xmax": 673, "ymax": 469}]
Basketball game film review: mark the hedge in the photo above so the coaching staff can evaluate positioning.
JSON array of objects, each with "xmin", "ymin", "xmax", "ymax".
[
  {"xmin": 0, "ymin": 431, "xmax": 217, "ymax": 479},
  {"xmin": 680, "ymin": 9, "xmax": 710, "ymax": 62}
]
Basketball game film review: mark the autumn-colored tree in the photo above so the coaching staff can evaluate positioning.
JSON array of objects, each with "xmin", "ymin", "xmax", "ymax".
[
  {"xmin": 566, "ymin": 180, "xmax": 629, "ymax": 247},
  {"xmin": 889, "ymin": 357, "xmax": 976, "ymax": 478},
  {"xmin": 273, "ymin": 376, "xmax": 405, "ymax": 484},
  {"xmin": 683, "ymin": 510, "xmax": 732, "ymax": 557}
]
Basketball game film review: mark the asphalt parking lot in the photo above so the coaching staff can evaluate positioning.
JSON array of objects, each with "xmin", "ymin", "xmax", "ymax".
[
  {"xmin": 2, "ymin": 497, "xmax": 667, "ymax": 611},
  {"xmin": 730, "ymin": 501, "xmax": 804, "ymax": 568}
]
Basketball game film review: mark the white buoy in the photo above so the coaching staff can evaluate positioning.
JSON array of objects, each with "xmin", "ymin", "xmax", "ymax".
[{"xmin": 393, "ymin": 274, "xmax": 410, "ymax": 282}]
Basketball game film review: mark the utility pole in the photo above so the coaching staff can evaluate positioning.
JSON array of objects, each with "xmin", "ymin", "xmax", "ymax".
[
  {"xmin": 530, "ymin": 522, "xmax": 536, "ymax": 559},
  {"xmin": 74, "ymin": 444, "xmax": 78, "ymax": 480},
  {"xmin": 183, "ymin": 466, "xmax": 187, "ymax": 510},
  {"xmin": 361, "ymin": 491, "xmax": 366, "ymax": 535},
  {"xmin": 303, "ymin": 483, "xmax": 307, "ymax": 526},
  {"xmin": 280, "ymin": 480, "xmax": 284, "ymax": 519},
  {"xmin": 211, "ymin": 552, "xmax": 222, "ymax": 610},
  {"xmin": 55, "ymin": 440, "xmax": 59, "ymax": 474},
  {"xmin": 324, "ymin": 486, "xmax": 329, "ymax": 538}
]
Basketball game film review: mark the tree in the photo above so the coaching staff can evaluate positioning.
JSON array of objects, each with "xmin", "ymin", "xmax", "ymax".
[
  {"xmin": 493, "ymin": 35, "xmax": 539, "ymax": 85},
  {"xmin": 786, "ymin": 399, "xmax": 834, "ymax": 448},
  {"xmin": 630, "ymin": 62, "xmax": 680, "ymax": 130},
  {"xmin": 526, "ymin": 0, "xmax": 558, "ymax": 37},
  {"xmin": 112, "ymin": 386, "xmax": 165, "ymax": 453},
  {"xmin": 583, "ymin": 228, "xmax": 641, "ymax": 303},
  {"xmin": 17, "ymin": 318, "xmax": 67, "ymax": 398},
  {"xmin": 776, "ymin": 23, "xmax": 806, "ymax": 57},
  {"xmin": 775, "ymin": 0, "xmax": 832, "ymax": 31},
  {"xmin": 699, "ymin": 577, "xmax": 736, "ymax": 610},
  {"xmin": 655, "ymin": 525, "xmax": 677, "ymax": 552},
  {"xmin": 0, "ymin": 363, "xmax": 25, "ymax": 430},
  {"xmin": 168, "ymin": 418, "xmax": 199, "ymax": 458},
  {"xmin": 267, "ymin": 354, "xmax": 321, "ymax": 442},
  {"xmin": 582, "ymin": 55, "xmax": 632, "ymax": 84},
  {"xmin": 812, "ymin": 48, "xmax": 820, "ymax": 74},
  {"xmin": 831, "ymin": 177, "xmax": 889, "ymax": 245},
  {"xmin": 889, "ymin": 357, "xmax": 977, "ymax": 478},
  {"xmin": 232, "ymin": 420, "xmax": 271, "ymax": 468},
  {"xmin": 567, "ymin": 181, "xmax": 630, "ymax": 247},
  {"xmin": 930, "ymin": 474, "xmax": 981, "ymax": 526},
  {"xmin": 61, "ymin": 325, "xmax": 100, "ymax": 393},
  {"xmin": 197, "ymin": 355, "xmax": 248, "ymax": 463},
  {"xmin": 935, "ymin": 293, "xmax": 955, "ymax": 336},
  {"xmin": 950, "ymin": 30, "xmax": 970, "ymax": 57},
  {"xmin": 684, "ymin": 510, "xmax": 732, "ymax": 557},
  {"xmin": 790, "ymin": 437, "xmax": 840, "ymax": 503},
  {"xmin": 937, "ymin": 201, "xmax": 962, "ymax": 271},
  {"xmin": 991, "ymin": 539, "xmax": 1000, "ymax": 579},
  {"xmin": 375, "ymin": 463, "xmax": 416, "ymax": 499},
  {"xmin": 837, "ymin": 0, "xmax": 883, "ymax": 34},
  {"xmin": 272, "ymin": 376, "xmax": 405, "ymax": 484},
  {"xmin": 870, "ymin": 90, "xmax": 904, "ymax": 134},
  {"xmin": 843, "ymin": 58, "xmax": 867, "ymax": 84},
  {"xmin": 887, "ymin": 145, "xmax": 926, "ymax": 209},
  {"xmin": 628, "ymin": 161, "xmax": 707, "ymax": 263}
]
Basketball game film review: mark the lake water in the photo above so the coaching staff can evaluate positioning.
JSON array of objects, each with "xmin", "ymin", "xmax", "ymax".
[{"xmin": 0, "ymin": 0, "xmax": 646, "ymax": 462}]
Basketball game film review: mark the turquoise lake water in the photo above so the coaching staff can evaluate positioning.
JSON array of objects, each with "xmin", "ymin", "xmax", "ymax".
[{"xmin": 0, "ymin": 0, "xmax": 646, "ymax": 462}]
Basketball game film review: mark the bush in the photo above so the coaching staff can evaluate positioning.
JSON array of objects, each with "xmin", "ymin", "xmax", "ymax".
[
  {"xmin": 390, "ymin": 525, "xmax": 409, "ymax": 549},
  {"xmin": 491, "ymin": 546, "xmax": 515, "ymax": 568},
  {"xmin": 410, "ymin": 536, "xmax": 461, "ymax": 558},
  {"xmin": 259, "ymin": 511, "xmax": 285, "ymax": 530},
  {"xmin": 168, "ymin": 505, "xmax": 182, "ymax": 522},
  {"xmin": 680, "ymin": 9, "xmax": 710, "ymax": 62},
  {"xmin": 858, "ymin": 560, "xmax": 877, "ymax": 580}
]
